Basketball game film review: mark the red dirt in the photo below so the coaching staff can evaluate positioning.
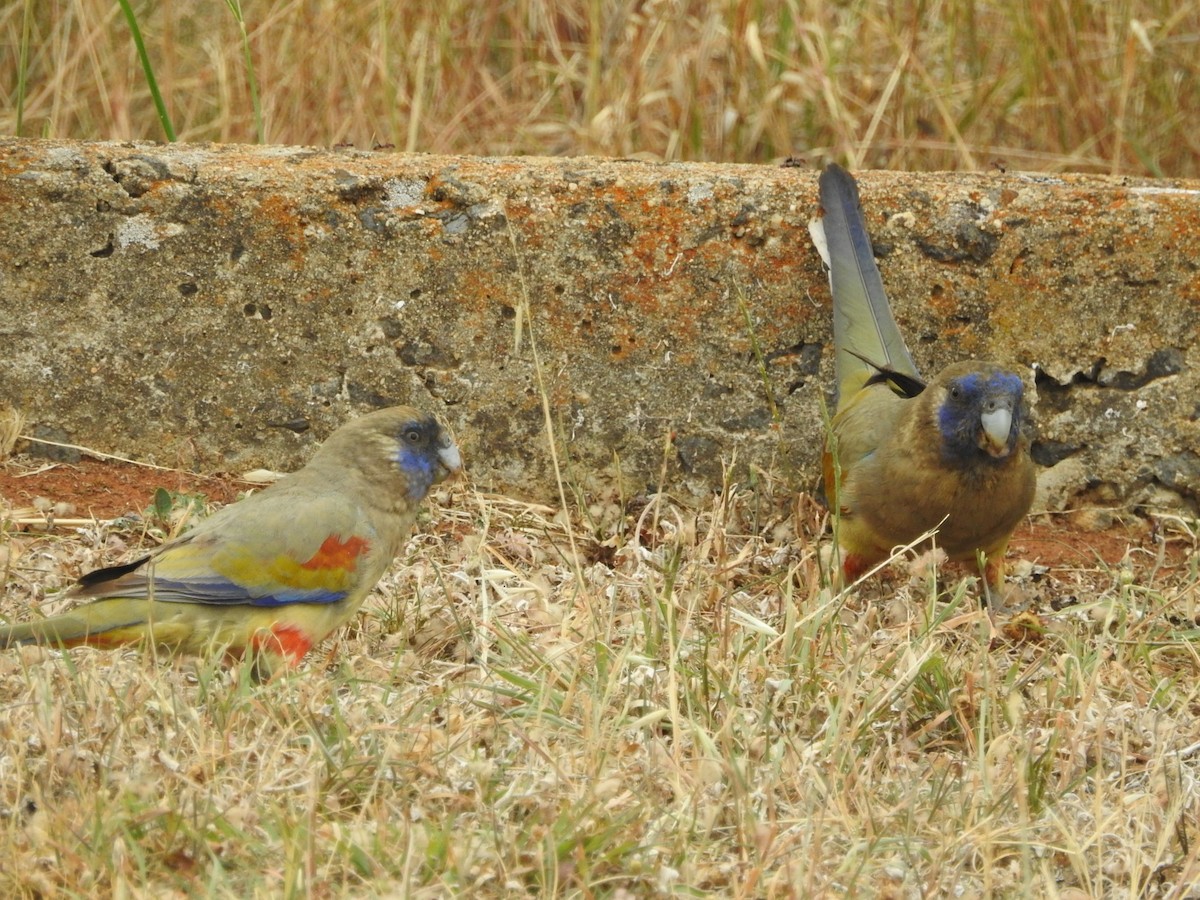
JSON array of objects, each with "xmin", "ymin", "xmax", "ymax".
[
  {"xmin": 0, "ymin": 457, "xmax": 1191, "ymax": 579},
  {"xmin": 0, "ymin": 458, "xmax": 246, "ymax": 519},
  {"xmin": 1010, "ymin": 518, "xmax": 1159, "ymax": 570}
]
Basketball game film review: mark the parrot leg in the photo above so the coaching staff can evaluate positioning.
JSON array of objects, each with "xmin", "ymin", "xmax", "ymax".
[
  {"xmin": 983, "ymin": 556, "xmax": 1004, "ymax": 601},
  {"xmin": 981, "ymin": 553, "xmax": 1031, "ymax": 613}
]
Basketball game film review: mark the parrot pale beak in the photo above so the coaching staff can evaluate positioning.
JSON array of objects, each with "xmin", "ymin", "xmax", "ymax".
[
  {"xmin": 979, "ymin": 404, "xmax": 1015, "ymax": 458},
  {"xmin": 435, "ymin": 435, "xmax": 462, "ymax": 482}
]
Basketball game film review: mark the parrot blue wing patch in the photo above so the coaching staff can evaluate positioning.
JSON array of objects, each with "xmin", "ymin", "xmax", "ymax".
[{"xmin": 142, "ymin": 577, "xmax": 350, "ymax": 607}]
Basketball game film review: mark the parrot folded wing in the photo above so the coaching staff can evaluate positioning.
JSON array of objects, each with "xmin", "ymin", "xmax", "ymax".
[{"xmin": 73, "ymin": 510, "xmax": 374, "ymax": 608}]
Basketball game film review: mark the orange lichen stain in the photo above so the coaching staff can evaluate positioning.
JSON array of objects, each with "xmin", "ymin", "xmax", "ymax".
[
  {"xmin": 608, "ymin": 333, "xmax": 636, "ymax": 362},
  {"xmin": 991, "ymin": 275, "xmax": 1063, "ymax": 341},
  {"xmin": 458, "ymin": 269, "xmax": 508, "ymax": 317},
  {"xmin": 257, "ymin": 194, "xmax": 308, "ymax": 268},
  {"xmin": 301, "ymin": 535, "xmax": 369, "ymax": 572},
  {"xmin": 937, "ymin": 322, "xmax": 976, "ymax": 342},
  {"xmin": 1007, "ymin": 251, "xmax": 1030, "ymax": 275},
  {"xmin": 423, "ymin": 172, "xmax": 491, "ymax": 215},
  {"xmin": 506, "ymin": 201, "xmax": 546, "ymax": 250},
  {"xmin": 422, "ymin": 173, "xmax": 450, "ymax": 202},
  {"xmin": 927, "ymin": 283, "xmax": 958, "ymax": 316},
  {"xmin": 0, "ymin": 161, "xmax": 28, "ymax": 179},
  {"xmin": 954, "ymin": 329, "xmax": 983, "ymax": 355},
  {"xmin": 299, "ymin": 286, "xmax": 337, "ymax": 305},
  {"xmin": 1172, "ymin": 216, "xmax": 1200, "ymax": 242}
]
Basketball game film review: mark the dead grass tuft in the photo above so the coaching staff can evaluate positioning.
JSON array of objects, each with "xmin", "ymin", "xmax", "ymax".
[{"xmin": 0, "ymin": 407, "xmax": 25, "ymax": 460}]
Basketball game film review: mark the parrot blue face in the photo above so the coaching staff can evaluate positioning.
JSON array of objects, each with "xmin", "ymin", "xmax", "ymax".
[
  {"xmin": 936, "ymin": 370, "xmax": 1025, "ymax": 464},
  {"xmin": 393, "ymin": 417, "xmax": 461, "ymax": 500}
]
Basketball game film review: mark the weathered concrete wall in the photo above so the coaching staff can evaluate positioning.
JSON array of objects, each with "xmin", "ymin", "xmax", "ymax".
[{"xmin": 1, "ymin": 139, "xmax": 1198, "ymax": 509}]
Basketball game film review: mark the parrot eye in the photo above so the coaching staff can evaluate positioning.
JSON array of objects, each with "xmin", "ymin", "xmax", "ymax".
[
  {"xmin": 949, "ymin": 385, "xmax": 963, "ymax": 401},
  {"xmin": 405, "ymin": 428, "xmax": 423, "ymax": 444}
]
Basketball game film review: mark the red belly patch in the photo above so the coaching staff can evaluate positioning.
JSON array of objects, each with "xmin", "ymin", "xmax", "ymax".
[{"xmin": 251, "ymin": 625, "xmax": 314, "ymax": 665}]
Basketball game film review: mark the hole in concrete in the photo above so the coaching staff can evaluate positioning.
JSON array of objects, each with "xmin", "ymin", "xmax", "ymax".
[
  {"xmin": 243, "ymin": 303, "xmax": 273, "ymax": 320},
  {"xmin": 1031, "ymin": 439, "xmax": 1083, "ymax": 467}
]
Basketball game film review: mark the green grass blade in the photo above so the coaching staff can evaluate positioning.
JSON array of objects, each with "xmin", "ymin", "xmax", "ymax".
[
  {"xmin": 117, "ymin": 0, "xmax": 176, "ymax": 142},
  {"xmin": 224, "ymin": 0, "xmax": 264, "ymax": 143},
  {"xmin": 16, "ymin": 0, "xmax": 34, "ymax": 136}
]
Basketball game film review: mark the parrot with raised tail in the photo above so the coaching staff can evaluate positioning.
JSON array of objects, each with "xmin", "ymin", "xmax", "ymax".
[
  {"xmin": 809, "ymin": 163, "xmax": 1036, "ymax": 600},
  {"xmin": 1, "ymin": 406, "xmax": 461, "ymax": 676}
]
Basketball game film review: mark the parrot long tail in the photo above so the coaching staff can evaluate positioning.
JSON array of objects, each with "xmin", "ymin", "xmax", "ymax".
[
  {"xmin": 0, "ymin": 600, "xmax": 153, "ymax": 649},
  {"xmin": 810, "ymin": 163, "xmax": 921, "ymax": 405},
  {"xmin": 2, "ymin": 599, "xmax": 326, "ymax": 677}
]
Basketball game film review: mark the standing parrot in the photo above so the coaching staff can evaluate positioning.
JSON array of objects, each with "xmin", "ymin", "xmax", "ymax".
[
  {"xmin": 809, "ymin": 164, "xmax": 1036, "ymax": 601},
  {"xmin": 1, "ymin": 406, "xmax": 461, "ymax": 676}
]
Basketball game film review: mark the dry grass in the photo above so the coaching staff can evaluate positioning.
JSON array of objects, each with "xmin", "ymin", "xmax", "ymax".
[
  {"xmin": 3, "ymin": 471, "xmax": 1200, "ymax": 896},
  {"xmin": 4, "ymin": 1, "xmax": 1199, "ymax": 175},
  {"xmin": 0, "ymin": 407, "xmax": 26, "ymax": 460}
]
